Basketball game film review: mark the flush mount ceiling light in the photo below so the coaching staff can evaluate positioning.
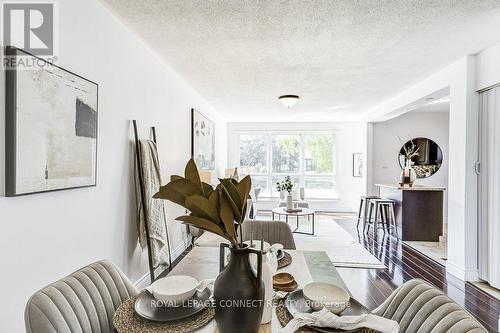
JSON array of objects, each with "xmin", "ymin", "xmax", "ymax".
[{"xmin": 278, "ymin": 95, "xmax": 300, "ymax": 109}]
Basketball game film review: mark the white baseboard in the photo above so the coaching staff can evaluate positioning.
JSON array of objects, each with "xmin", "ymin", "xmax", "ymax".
[
  {"xmin": 134, "ymin": 237, "xmax": 193, "ymax": 289},
  {"xmin": 446, "ymin": 261, "xmax": 479, "ymax": 281},
  {"xmin": 134, "ymin": 271, "xmax": 152, "ymax": 290},
  {"xmin": 172, "ymin": 236, "xmax": 193, "ymax": 259}
]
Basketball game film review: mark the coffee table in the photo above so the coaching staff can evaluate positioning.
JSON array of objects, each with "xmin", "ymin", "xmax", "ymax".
[{"xmin": 272, "ymin": 207, "xmax": 315, "ymax": 235}]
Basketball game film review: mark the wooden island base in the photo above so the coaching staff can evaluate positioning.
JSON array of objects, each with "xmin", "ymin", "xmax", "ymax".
[{"xmin": 376, "ymin": 184, "xmax": 445, "ymax": 241}]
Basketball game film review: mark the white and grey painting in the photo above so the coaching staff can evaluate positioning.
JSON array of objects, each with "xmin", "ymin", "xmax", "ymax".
[
  {"xmin": 353, "ymin": 153, "xmax": 363, "ymax": 177},
  {"xmin": 192, "ymin": 110, "xmax": 215, "ymax": 170},
  {"xmin": 15, "ymin": 62, "xmax": 98, "ymax": 194}
]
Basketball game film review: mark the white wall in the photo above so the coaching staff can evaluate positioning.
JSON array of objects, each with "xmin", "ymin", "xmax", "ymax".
[
  {"xmin": 366, "ymin": 56, "xmax": 478, "ymax": 282},
  {"xmin": 372, "ymin": 111, "xmax": 450, "ymax": 226},
  {"xmin": 372, "ymin": 111, "xmax": 449, "ymax": 189},
  {"xmin": 476, "ymin": 42, "xmax": 500, "ymax": 91},
  {"xmin": 227, "ymin": 122, "xmax": 366, "ymax": 212},
  {"xmin": 0, "ymin": 1, "xmax": 226, "ymax": 331}
]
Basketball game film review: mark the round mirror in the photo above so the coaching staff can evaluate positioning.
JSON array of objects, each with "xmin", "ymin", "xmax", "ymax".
[{"xmin": 398, "ymin": 138, "xmax": 443, "ymax": 178}]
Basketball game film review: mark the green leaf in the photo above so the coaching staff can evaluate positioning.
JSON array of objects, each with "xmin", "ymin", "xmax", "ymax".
[
  {"xmin": 154, "ymin": 185, "xmax": 185, "ymax": 207},
  {"xmin": 219, "ymin": 179, "xmax": 242, "ymax": 219},
  {"xmin": 185, "ymin": 194, "xmax": 219, "ymax": 222},
  {"xmin": 240, "ymin": 204, "xmax": 248, "ymax": 224},
  {"xmin": 221, "ymin": 189, "xmax": 242, "ymax": 222},
  {"xmin": 208, "ymin": 190, "xmax": 220, "ymax": 212},
  {"xmin": 201, "ymin": 182, "xmax": 214, "ymax": 198},
  {"xmin": 219, "ymin": 179, "xmax": 241, "ymax": 207},
  {"xmin": 153, "ymin": 178, "xmax": 201, "ymax": 207},
  {"xmin": 177, "ymin": 215, "xmax": 237, "ymax": 246},
  {"xmin": 185, "ymin": 159, "xmax": 202, "ymax": 190},
  {"xmin": 236, "ymin": 175, "xmax": 252, "ymax": 204},
  {"xmin": 177, "ymin": 215, "xmax": 223, "ymax": 236},
  {"xmin": 220, "ymin": 189, "xmax": 237, "ymax": 241}
]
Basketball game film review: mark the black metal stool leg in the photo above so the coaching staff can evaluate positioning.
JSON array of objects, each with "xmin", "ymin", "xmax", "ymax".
[
  {"xmin": 357, "ymin": 197, "xmax": 364, "ymax": 228},
  {"xmin": 373, "ymin": 202, "xmax": 379, "ymax": 238},
  {"xmin": 364, "ymin": 201, "xmax": 373, "ymax": 234},
  {"xmin": 390, "ymin": 202, "xmax": 398, "ymax": 237}
]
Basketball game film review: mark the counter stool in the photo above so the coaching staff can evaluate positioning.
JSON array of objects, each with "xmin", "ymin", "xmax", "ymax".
[
  {"xmin": 365, "ymin": 198, "xmax": 397, "ymax": 236},
  {"xmin": 357, "ymin": 195, "xmax": 380, "ymax": 230}
]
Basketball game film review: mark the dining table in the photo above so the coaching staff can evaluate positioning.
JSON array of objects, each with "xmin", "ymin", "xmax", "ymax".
[{"xmin": 114, "ymin": 246, "xmax": 362, "ymax": 333}]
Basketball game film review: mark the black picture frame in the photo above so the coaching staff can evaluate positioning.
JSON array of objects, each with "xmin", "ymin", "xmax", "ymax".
[
  {"xmin": 190, "ymin": 108, "xmax": 195, "ymax": 159},
  {"xmin": 190, "ymin": 108, "xmax": 215, "ymax": 170},
  {"xmin": 5, "ymin": 46, "xmax": 99, "ymax": 196}
]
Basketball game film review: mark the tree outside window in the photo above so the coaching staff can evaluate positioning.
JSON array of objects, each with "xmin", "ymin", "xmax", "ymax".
[{"xmin": 239, "ymin": 133, "xmax": 336, "ymax": 199}]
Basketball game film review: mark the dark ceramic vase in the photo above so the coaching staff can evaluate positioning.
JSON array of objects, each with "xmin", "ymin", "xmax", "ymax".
[{"xmin": 214, "ymin": 243, "xmax": 264, "ymax": 333}]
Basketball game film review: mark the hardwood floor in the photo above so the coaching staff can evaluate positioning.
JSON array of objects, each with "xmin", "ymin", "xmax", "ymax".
[
  {"xmin": 164, "ymin": 213, "xmax": 500, "ymax": 332},
  {"xmin": 335, "ymin": 215, "xmax": 500, "ymax": 333}
]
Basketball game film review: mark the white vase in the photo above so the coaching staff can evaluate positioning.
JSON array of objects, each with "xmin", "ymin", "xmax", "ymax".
[
  {"xmin": 400, "ymin": 159, "xmax": 417, "ymax": 186},
  {"xmin": 260, "ymin": 252, "xmax": 277, "ymax": 324},
  {"xmin": 286, "ymin": 194, "xmax": 293, "ymax": 210},
  {"xmin": 246, "ymin": 245, "xmax": 277, "ymax": 324}
]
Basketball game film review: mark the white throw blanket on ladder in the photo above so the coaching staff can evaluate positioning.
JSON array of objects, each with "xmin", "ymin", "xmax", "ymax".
[{"xmin": 135, "ymin": 140, "xmax": 170, "ymax": 268}]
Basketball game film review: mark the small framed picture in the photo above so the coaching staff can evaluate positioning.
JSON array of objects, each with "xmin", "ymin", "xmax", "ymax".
[
  {"xmin": 191, "ymin": 108, "xmax": 215, "ymax": 170},
  {"xmin": 353, "ymin": 153, "xmax": 363, "ymax": 177}
]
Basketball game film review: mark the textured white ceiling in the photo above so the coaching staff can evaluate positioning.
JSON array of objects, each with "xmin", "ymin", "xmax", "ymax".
[{"xmin": 100, "ymin": 0, "xmax": 500, "ymax": 122}]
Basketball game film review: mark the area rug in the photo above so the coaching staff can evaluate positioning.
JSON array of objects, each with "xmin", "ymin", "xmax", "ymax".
[{"xmin": 287, "ymin": 215, "xmax": 386, "ymax": 269}]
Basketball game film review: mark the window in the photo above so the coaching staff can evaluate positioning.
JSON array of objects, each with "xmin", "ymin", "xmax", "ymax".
[
  {"xmin": 272, "ymin": 135, "xmax": 300, "ymax": 173},
  {"xmin": 239, "ymin": 135, "xmax": 268, "ymax": 174},
  {"xmin": 238, "ymin": 132, "xmax": 336, "ymax": 199}
]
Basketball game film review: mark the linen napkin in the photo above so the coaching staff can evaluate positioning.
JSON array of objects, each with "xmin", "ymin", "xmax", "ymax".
[
  {"xmin": 195, "ymin": 279, "xmax": 215, "ymax": 296},
  {"xmin": 274, "ymin": 290, "xmax": 289, "ymax": 300},
  {"xmin": 279, "ymin": 308, "xmax": 399, "ymax": 333}
]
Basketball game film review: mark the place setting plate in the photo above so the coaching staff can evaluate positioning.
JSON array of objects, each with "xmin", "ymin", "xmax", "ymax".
[
  {"xmin": 278, "ymin": 251, "xmax": 292, "ymax": 268},
  {"xmin": 276, "ymin": 249, "xmax": 286, "ymax": 261},
  {"xmin": 134, "ymin": 288, "xmax": 212, "ymax": 322}
]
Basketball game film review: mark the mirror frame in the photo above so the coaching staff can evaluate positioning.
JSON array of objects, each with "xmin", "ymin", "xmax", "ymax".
[{"xmin": 398, "ymin": 137, "xmax": 443, "ymax": 178}]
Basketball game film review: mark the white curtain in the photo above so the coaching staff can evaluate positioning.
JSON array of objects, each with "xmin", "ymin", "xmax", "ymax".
[{"xmin": 479, "ymin": 87, "xmax": 500, "ymax": 289}]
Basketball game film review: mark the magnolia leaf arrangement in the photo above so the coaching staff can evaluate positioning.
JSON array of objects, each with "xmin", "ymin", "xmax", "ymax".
[{"xmin": 153, "ymin": 159, "xmax": 251, "ymax": 248}]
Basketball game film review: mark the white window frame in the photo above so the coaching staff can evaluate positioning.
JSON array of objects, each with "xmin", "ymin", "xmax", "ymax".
[{"xmin": 237, "ymin": 130, "xmax": 338, "ymax": 200}]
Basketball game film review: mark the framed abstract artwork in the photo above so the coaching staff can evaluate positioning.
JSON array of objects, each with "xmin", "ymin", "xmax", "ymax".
[
  {"xmin": 353, "ymin": 153, "xmax": 363, "ymax": 177},
  {"xmin": 191, "ymin": 108, "xmax": 215, "ymax": 170},
  {"xmin": 5, "ymin": 47, "xmax": 98, "ymax": 196}
]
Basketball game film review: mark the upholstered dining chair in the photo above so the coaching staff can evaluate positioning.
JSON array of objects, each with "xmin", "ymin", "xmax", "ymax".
[
  {"xmin": 372, "ymin": 279, "xmax": 487, "ymax": 332},
  {"xmin": 241, "ymin": 219, "xmax": 296, "ymax": 250},
  {"xmin": 25, "ymin": 260, "xmax": 138, "ymax": 333}
]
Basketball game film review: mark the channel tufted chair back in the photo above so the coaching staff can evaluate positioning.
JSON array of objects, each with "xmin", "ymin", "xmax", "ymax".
[
  {"xmin": 241, "ymin": 219, "xmax": 296, "ymax": 250},
  {"xmin": 372, "ymin": 279, "xmax": 487, "ymax": 332},
  {"xmin": 25, "ymin": 260, "xmax": 138, "ymax": 333}
]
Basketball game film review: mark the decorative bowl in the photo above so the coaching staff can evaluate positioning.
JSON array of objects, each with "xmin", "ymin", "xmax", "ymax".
[
  {"xmin": 273, "ymin": 272, "xmax": 295, "ymax": 286},
  {"xmin": 302, "ymin": 282, "xmax": 350, "ymax": 313},
  {"xmin": 149, "ymin": 275, "xmax": 199, "ymax": 306}
]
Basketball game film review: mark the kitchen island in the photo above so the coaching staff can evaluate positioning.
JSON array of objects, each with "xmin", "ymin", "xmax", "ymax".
[{"xmin": 376, "ymin": 184, "xmax": 445, "ymax": 241}]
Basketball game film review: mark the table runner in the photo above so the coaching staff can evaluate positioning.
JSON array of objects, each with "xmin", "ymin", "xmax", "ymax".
[{"xmin": 116, "ymin": 248, "xmax": 357, "ymax": 333}]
